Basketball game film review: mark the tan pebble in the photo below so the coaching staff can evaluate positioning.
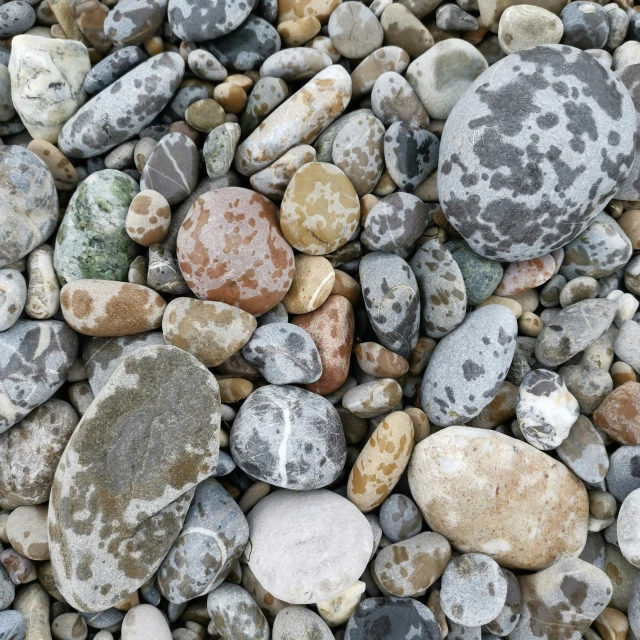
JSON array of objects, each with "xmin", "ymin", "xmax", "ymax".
[
  {"xmin": 506, "ymin": 287, "xmax": 540, "ymax": 313},
  {"xmin": 595, "ymin": 607, "xmax": 629, "ymax": 640},
  {"xmin": 26, "ymin": 244, "xmax": 59, "ymax": 319},
  {"xmin": 277, "ymin": 16, "xmax": 321, "ymax": 46},
  {"xmin": 225, "ymin": 73, "xmax": 253, "ymax": 90},
  {"xmin": 133, "ymin": 137, "xmax": 157, "ymax": 173},
  {"xmin": 495, "ymin": 254, "xmax": 555, "ymax": 296},
  {"xmin": 589, "ymin": 490, "xmax": 617, "ymax": 520},
  {"xmin": 48, "ymin": 0, "xmax": 84, "ymax": 39},
  {"xmin": 306, "ymin": 34, "xmax": 341, "ymax": 62},
  {"xmin": 114, "ymin": 590, "xmax": 140, "ymax": 610},
  {"xmin": 343, "ymin": 378, "xmax": 403, "ymax": 419},
  {"xmin": 277, "ymin": 0, "xmax": 340, "ymax": 24},
  {"xmin": 408, "ymin": 337, "xmax": 437, "ymax": 375},
  {"xmin": 213, "ymin": 83, "xmax": 247, "ymax": 114},
  {"xmin": 217, "ymin": 378, "xmax": 253, "ymax": 403},
  {"xmin": 184, "ymin": 98, "xmax": 226, "ymax": 133},
  {"xmin": 468, "ymin": 381, "xmax": 518, "ymax": 429},
  {"xmin": 404, "ymin": 407, "xmax": 429, "ymax": 443},
  {"xmin": 282, "ymin": 254, "xmax": 335, "ymax": 314},
  {"xmin": 51, "ymin": 612, "xmax": 89, "ymax": 640},
  {"xmin": 27, "ymin": 139, "xmax": 78, "ymax": 191},
  {"xmin": 372, "ymin": 168, "xmax": 396, "ymax": 196},
  {"xmin": 60, "ymin": 280, "xmax": 166, "ymax": 336},
  {"xmin": 612, "ymin": 361, "xmax": 637, "ymax": 388},
  {"xmin": 219, "ymin": 428, "xmax": 229, "ymax": 448},
  {"xmin": 143, "ymin": 36, "xmax": 163, "ymax": 56},
  {"xmin": 476, "ymin": 295, "xmax": 523, "ymax": 319},
  {"xmin": 331, "ymin": 269, "xmax": 361, "ymax": 306},
  {"xmin": 355, "ymin": 342, "xmax": 409, "ymax": 378},
  {"xmin": 351, "ymin": 45, "xmax": 411, "ymax": 99},
  {"xmin": 347, "ymin": 411, "xmax": 414, "ymax": 512},
  {"xmin": 359, "ymin": 194, "xmax": 379, "ymax": 223},
  {"xmin": 427, "ymin": 591, "xmax": 448, "ymax": 639},
  {"xmin": 126, "ymin": 190, "xmax": 171, "ymax": 246},
  {"xmin": 380, "ymin": 4, "xmax": 435, "ymax": 59},
  {"xmin": 169, "ymin": 120, "xmax": 200, "ymax": 146},
  {"xmin": 413, "ymin": 173, "xmax": 438, "ymax": 202},
  {"xmin": 71, "ymin": 0, "xmax": 111, "ymax": 53},
  {"xmin": 519, "ymin": 311, "xmax": 543, "ymax": 337},
  {"xmin": 6, "ymin": 505, "xmax": 49, "ymax": 561},
  {"xmin": 618, "ymin": 209, "xmax": 640, "ymax": 250},
  {"xmin": 239, "ymin": 482, "xmax": 271, "ymax": 514},
  {"xmin": 316, "ymin": 581, "xmax": 366, "ymax": 626},
  {"xmin": 249, "ymin": 144, "xmax": 316, "ymax": 199}
]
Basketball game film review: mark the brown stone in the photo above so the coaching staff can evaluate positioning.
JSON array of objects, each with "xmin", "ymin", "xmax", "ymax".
[
  {"xmin": 126, "ymin": 190, "xmax": 171, "ymax": 246},
  {"xmin": 184, "ymin": 99, "xmax": 226, "ymax": 133},
  {"xmin": 27, "ymin": 139, "xmax": 78, "ymax": 191},
  {"xmin": 596, "ymin": 608, "xmax": 629, "ymax": 640},
  {"xmin": 217, "ymin": 378, "xmax": 253, "ymax": 403},
  {"xmin": 277, "ymin": 16, "xmax": 321, "ymax": 46},
  {"xmin": 355, "ymin": 342, "xmax": 409, "ymax": 378},
  {"xmin": 277, "ymin": 0, "xmax": 340, "ymax": 23},
  {"xmin": 612, "ymin": 362, "xmax": 637, "ymax": 388},
  {"xmin": 213, "ymin": 83, "xmax": 247, "ymax": 114},
  {"xmin": 282, "ymin": 254, "xmax": 335, "ymax": 314},
  {"xmin": 405, "ymin": 407, "xmax": 429, "ymax": 442},
  {"xmin": 593, "ymin": 382, "xmax": 640, "ymax": 445},
  {"xmin": 331, "ymin": 269, "xmax": 360, "ymax": 306},
  {"xmin": 468, "ymin": 381, "xmax": 518, "ymax": 429}
]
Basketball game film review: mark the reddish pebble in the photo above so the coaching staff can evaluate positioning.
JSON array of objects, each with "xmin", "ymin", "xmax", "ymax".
[
  {"xmin": 494, "ymin": 254, "xmax": 555, "ymax": 296},
  {"xmin": 593, "ymin": 381, "xmax": 640, "ymax": 445}
]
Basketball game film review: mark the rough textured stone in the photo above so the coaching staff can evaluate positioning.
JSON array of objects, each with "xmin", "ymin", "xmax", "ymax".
[
  {"xmin": 121, "ymin": 605, "xmax": 171, "ymax": 640},
  {"xmin": 498, "ymin": 5, "xmax": 563, "ymax": 54},
  {"xmin": 273, "ymin": 606, "xmax": 333, "ymax": 640}
]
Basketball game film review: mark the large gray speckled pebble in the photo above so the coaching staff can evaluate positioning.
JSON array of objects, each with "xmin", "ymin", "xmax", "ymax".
[
  {"xmin": 231, "ymin": 385, "xmax": 346, "ymax": 490},
  {"xmin": 0, "ymin": 146, "xmax": 58, "ymax": 269},
  {"xmin": 360, "ymin": 252, "xmax": 420, "ymax": 359},
  {"xmin": 438, "ymin": 45, "xmax": 635, "ymax": 262},
  {"xmin": 0, "ymin": 320, "xmax": 78, "ymax": 433},
  {"xmin": 614, "ymin": 64, "xmax": 640, "ymax": 200},
  {"xmin": 328, "ymin": 2, "xmax": 383, "ymax": 60},
  {"xmin": 561, "ymin": 2, "xmax": 609, "ymax": 49},
  {"xmin": 410, "ymin": 239, "xmax": 467, "ymax": 339},
  {"xmin": 384, "ymin": 122, "xmax": 439, "ymax": 192},
  {"xmin": 441, "ymin": 554, "xmax": 508, "ymax": 627},
  {"xmin": 559, "ymin": 363, "xmax": 613, "ymax": 415},
  {"xmin": 371, "ymin": 72, "xmax": 430, "ymax": 129},
  {"xmin": 242, "ymin": 323, "xmax": 322, "ymax": 385},
  {"xmin": 207, "ymin": 584, "xmax": 269, "ymax": 640},
  {"xmin": 83, "ymin": 46, "xmax": 147, "ymax": 94},
  {"xmin": 0, "ymin": 610, "xmax": 24, "ymax": 638},
  {"xmin": 606, "ymin": 446, "xmax": 640, "ymax": 502},
  {"xmin": 362, "ymin": 193, "xmax": 431, "ymax": 252},
  {"xmin": 516, "ymin": 369, "xmax": 579, "ymax": 450},
  {"xmin": 535, "ymin": 299, "xmax": 615, "ymax": 367},
  {"xmin": 168, "ymin": 0, "xmax": 252, "ymax": 42},
  {"xmin": 0, "ymin": 1, "xmax": 35, "ymax": 38},
  {"xmin": 273, "ymin": 606, "xmax": 333, "ymax": 640},
  {"xmin": 447, "ymin": 240, "xmax": 503, "ymax": 306},
  {"xmin": 158, "ymin": 479, "xmax": 249, "ymax": 604},
  {"xmin": 421, "ymin": 305, "xmax": 517, "ymax": 427},
  {"xmin": 0, "ymin": 270, "xmax": 26, "ymax": 332},
  {"xmin": 204, "ymin": 123, "xmax": 241, "ymax": 180},
  {"xmin": 104, "ymin": 0, "xmax": 168, "ymax": 46},
  {"xmin": 58, "ymin": 53, "xmax": 185, "ymax": 159},
  {"xmin": 379, "ymin": 494, "xmax": 422, "ymax": 543},
  {"xmin": 204, "ymin": 16, "xmax": 281, "ymax": 71}
]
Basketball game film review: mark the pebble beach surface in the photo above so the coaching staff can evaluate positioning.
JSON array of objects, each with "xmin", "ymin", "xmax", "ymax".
[{"xmin": 2, "ymin": 0, "xmax": 640, "ymax": 639}]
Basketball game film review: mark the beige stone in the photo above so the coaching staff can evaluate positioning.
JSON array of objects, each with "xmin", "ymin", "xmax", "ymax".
[
  {"xmin": 283, "ymin": 254, "xmax": 335, "ymax": 314},
  {"xmin": 277, "ymin": 16, "xmax": 321, "ymax": 46},
  {"xmin": 126, "ymin": 190, "xmax": 171, "ymax": 246},
  {"xmin": 331, "ymin": 269, "xmax": 360, "ymax": 306},
  {"xmin": 277, "ymin": 0, "xmax": 341, "ymax": 24},
  {"xmin": 467, "ymin": 381, "xmax": 518, "ymax": 429},
  {"xmin": 498, "ymin": 5, "xmax": 563, "ymax": 53},
  {"xmin": 355, "ymin": 342, "xmax": 409, "ymax": 378},
  {"xmin": 7, "ymin": 505, "xmax": 49, "ymax": 561},
  {"xmin": 479, "ymin": 0, "xmax": 569, "ymax": 32},
  {"xmin": 27, "ymin": 139, "xmax": 78, "ymax": 191},
  {"xmin": 595, "ymin": 607, "xmax": 629, "ymax": 640},
  {"xmin": 213, "ymin": 83, "xmax": 247, "ymax": 114},
  {"xmin": 217, "ymin": 378, "xmax": 253, "ymax": 404},
  {"xmin": 380, "ymin": 4, "xmax": 434, "ymax": 58},
  {"xmin": 26, "ymin": 244, "xmax": 59, "ymax": 319},
  {"xmin": 476, "ymin": 295, "xmax": 523, "ymax": 318},
  {"xmin": 249, "ymin": 145, "xmax": 316, "ymax": 199},
  {"xmin": 518, "ymin": 311, "xmax": 543, "ymax": 337},
  {"xmin": 316, "ymin": 581, "xmax": 365, "ymax": 626}
]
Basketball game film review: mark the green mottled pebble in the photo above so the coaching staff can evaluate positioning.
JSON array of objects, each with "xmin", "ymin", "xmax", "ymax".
[
  {"xmin": 446, "ymin": 240, "xmax": 503, "ymax": 306},
  {"xmin": 54, "ymin": 170, "xmax": 139, "ymax": 285}
]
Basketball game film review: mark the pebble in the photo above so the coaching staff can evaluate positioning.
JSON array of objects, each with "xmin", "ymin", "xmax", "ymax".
[
  {"xmin": 27, "ymin": 140, "xmax": 77, "ymax": 193},
  {"xmin": 168, "ymin": 0, "xmax": 252, "ymax": 42},
  {"xmin": 0, "ymin": 611, "xmax": 25, "ymax": 640},
  {"xmin": 282, "ymin": 254, "xmax": 334, "ymax": 314},
  {"xmin": 495, "ymin": 254, "xmax": 555, "ymax": 296},
  {"xmin": 246, "ymin": 489, "xmax": 373, "ymax": 604},
  {"xmin": 260, "ymin": 48, "xmax": 332, "ymax": 82},
  {"xmin": 355, "ymin": 343, "xmax": 409, "ymax": 378},
  {"xmin": 5, "ymin": 505, "xmax": 48, "ymax": 561},
  {"xmin": 342, "ymin": 379, "xmax": 403, "ymax": 419},
  {"xmin": 561, "ymin": 2, "xmax": 609, "ymax": 49},
  {"xmin": 385, "ymin": 123, "xmax": 439, "ymax": 192},
  {"xmin": 185, "ymin": 98, "xmax": 225, "ymax": 134},
  {"xmin": 619, "ymin": 489, "xmax": 640, "ymax": 568},
  {"xmin": 409, "ymin": 427, "xmax": 588, "ymax": 570},
  {"xmin": 593, "ymin": 382, "xmax": 640, "ymax": 445},
  {"xmin": 51, "ymin": 612, "xmax": 87, "ymax": 640},
  {"xmin": 273, "ymin": 606, "xmax": 333, "ymax": 640},
  {"xmin": 250, "ymin": 144, "xmax": 316, "ymax": 198},
  {"xmin": 379, "ymin": 4, "xmax": 434, "ymax": 59},
  {"xmin": 446, "ymin": 241, "xmax": 503, "ymax": 306},
  {"xmin": 126, "ymin": 190, "xmax": 171, "ymax": 246},
  {"xmin": 499, "ymin": 5, "xmax": 563, "ymax": 53},
  {"xmin": 0, "ymin": 1, "xmax": 35, "ymax": 37},
  {"xmin": 606, "ymin": 446, "xmax": 640, "ymax": 501},
  {"xmin": 351, "ymin": 47, "xmax": 410, "ymax": 99},
  {"xmin": 13, "ymin": 584, "xmax": 49, "ymax": 640},
  {"xmin": 0, "ymin": 270, "xmax": 26, "ymax": 332},
  {"xmin": 241, "ymin": 76, "xmax": 288, "ymax": 135},
  {"xmin": 206, "ymin": 584, "xmax": 269, "ymax": 640},
  {"xmin": 188, "ymin": 49, "xmax": 227, "ymax": 82},
  {"xmin": 328, "ymin": 2, "xmax": 383, "ymax": 59},
  {"xmin": 371, "ymin": 71, "xmax": 430, "ymax": 129},
  {"xmin": 485, "ymin": 569, "xmax": 521, "ymax": 636},
  {"xmin": 121, "ymin": 605, "xmax": 171, "ymax": 640},
  {"xmin": 83, "ymin": 46, "xmax": 148, "ymax": 94},
  {"xmin": 379, "ymin": 494, "xmax": 423, "ymax": 543},
  {"xmin": 103, "ymin": 0, "xmax": 167, "ymax": 45},
  {"xmin": 203, "ymin": 122, "xmax": 241, "ymax": 179}
]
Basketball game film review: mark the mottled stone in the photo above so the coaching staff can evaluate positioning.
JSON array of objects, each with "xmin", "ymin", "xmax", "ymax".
[
  {"xmin": 351, "ymin": 47, "xmax": 410, "ymax": 99},
  {"xmin": 168, "ymin": 0, "xmax": 252, "ymax": 42},
  {"xmin": 273, "ymin": 606, "xmax": 333, "ymax": 640},
  {"xmin": 499, "ymin": 5, "xmax": 563, "ymax": 54},
  {"xmin": 13, "ymin": 584, "xmax": 49, "ymax": 640},
  {"xmin": 146, "ymin": 244, "xmax": 189, "ymax": 295},
  {"xmin": 561, "ymin": 2, "xmax": 609, "ymax": 49},
  {"xmin": 103, "ymin": 0, "xmax": 168, "ymax": 45},
  {"xmin": 231, "ymin": 385, "xmax": 345, "ymax": 490},
  {"xmin": 83, "ymin": 46, "xmax": 147, "ymax": 94},
  {"xmin": 0, "ymin": 611, "xmax": 25, "ymax": 640},
  {"xmin": 0, "ymin": 270, "xmax": 26, "ymax": 332},
  {"xmin": 593, "ymin": 382, "xmax": 640, "ymax": 445},
  {"xmin": 0, "ymin": 0, "xmax": 34, "ymax": 37},
  {"xmin": 126, "ymin": 190, "xmax": 170, "ymax": 247},
  {"xmin": 556, "ymin": 414, "xmax": 609, "ymax": 484},
  {"xmin": 485, "ymin": 569, "xmax": 521, "ymax": 636},
  {"xmin": 203, "ymin": 122, "xmax": 241, "ymax": 180},
  {"xmin": 48, "ymin": 345, "xmax": 221, "ymax": 612},
  {"xmin": 447, "ymin": 241, "xmax": 502, "ymax": 306},
  {"xmin": 328, "ymin": 2, "xmax": 383, "ymax": 59},
  {"xmin": 606, "ymin": 445, "xmax": 640, "ymax": 502},
  {"xmin": 6, "ymin": 504, "xmax": 49, "ymax": 560},
  {"xmin": 619, "ymin": 489, "xmax": 640, "ymax": 569},
  {"xmin": 379, "ymin": 3, "xmax": 434, "ymax": 59},
  {"xmin": 371, "ymin": 71, "xmax": 430, "ymax": 129},
  {"xmin": 438, "ymin": 46, "xmax": 635, "ymax": 262},
  {"xmin": 436, "ymin": 3, "xmax": 478, "ymax": 29},
  {"xmin": 495, "ymin": 255, "xmax": 555, "ymax": 296},
  {"xmin": 355, "ymin": 342, "xmax": 408, "ymax": 379},
  {"xmin": 207, "ymin": 584, "xmax": 269, "ymax": 640},
  {"xmin": 260, "ymin": 48, "xmax": 331, "ymax": 81},
  {"xmin": 379, "ymin": 493, "xmax": 423, "ymax": 543},
  {"xmin": 121, "ymin": 605, "xmax": 171, "ymax": 640},
  {"xmin": 241, "ymin": 76, "xmax": 288, "ymax": 136},
  {"xmin": 409, "ymin": 427, "xmax": 589, "ymax": 570},
  {"xmin": 188, "ymin": 49, "xmax": 227, "ymax": 82},
  {"xmin": 158, "ymin": 479, "xmax": 249, "ymax": 603},
  {"xmin": 249, "ymin": 144, "xmax": 316, "ymax": 199}
]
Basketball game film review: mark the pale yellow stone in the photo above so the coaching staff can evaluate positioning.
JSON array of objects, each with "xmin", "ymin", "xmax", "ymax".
[{"xmin": 282, "ymin": 254, "xmax": 335, "ymax": 314}]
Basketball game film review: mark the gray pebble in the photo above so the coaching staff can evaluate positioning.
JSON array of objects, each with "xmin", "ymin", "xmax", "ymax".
[
  {"xmin": 213, "ymin": 451, "xmax": 236, "ymax": 476},
  {"xmin": 168, "ymin": 0, "xmax": 252, "ymax": 42},
  {"xmin": 165, "ymin": 85, "xmax": 209, "ymax": 122},
  {"xmin": 604, "ymin": 4, "xmax": 629, "ymax": 49},
  {"xmin": 0, "ymin": 270, "xmax": 26, "ymax": 332},
  {"xmin": 83, "ymin": 46, "xmax": 147, "ymax": 95},
  {"xmin": 147, "ymin": 244, "xmax": 189, "ymax": 294},
  {"xmin": 328, "ymin": 2, "xmax": 383, "ymax": 59},
  {"xmin": 559, "ymin": 363, "xmax": 613, "ymax": 415},
  {"xmin": 0, "ymin": 1, "xmax": 35, "ymax": 38},
  {"xmin": 606, "ymin": 445, "xmax": 640, "ymax": 502},
  {"xmin": 561, "ymin": 2, "xmax": 609, "ymax": 49},
  {"xmin": 371, "ymin": 71, "xmax": 429, "ymax": 129},
  {"xmin": 484, "ymin": 569, "xmax": 521, "ymax": 636},
  {"xmin": 188, "ymin": 49, "xmax": 228, "ymax": 82},
  {"xmin": 204, "ymin": 122, "xmax": 241, "ymax": 180},
  {"xmin": 273, "ymin": 607, "xmax": 333, "ymax": 640},
  {"xmin": 379, "ymin": 494, "xmax": 422, "ymax": 543},
  {"xmin": 240, "ymin": 77, "xmax": 288, "ymax": 136},
  {"xmin": 447, "ymin": 240, "xmax": 503, "ymax": 307},
  {"xmin": 556, "ymin": 414, "xmax": 609, "ymax": 484},
  {"xmin": 559, "ymin": 276, "xmax": 599, "ymax": 308},
  {"xmin": 615, "ymin": 319, "xmax": 640, "ymax": 374},
  {"xmin": 436, "ymin": 3, "xmax": 478, "ymax": 30},
  {"xmin": 207, "ymin": 583, "xmax": 269, "ymax": 640}
]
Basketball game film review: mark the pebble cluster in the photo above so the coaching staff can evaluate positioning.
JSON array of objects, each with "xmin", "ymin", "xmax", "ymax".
[{"xmin": 2, "ymin": 0, "xmax": 640, "ymax": 638}]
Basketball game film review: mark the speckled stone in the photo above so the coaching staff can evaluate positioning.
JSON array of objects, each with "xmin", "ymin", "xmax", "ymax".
[
  {"xmin": 355, "ymin": 342, "xmax": 408, "ymax": 378},
  {"xmin": 203, "ymin": 123, "xmax": 241, "ymax": 180},
  {"xmin": 0, "ymin": 320, "xmax": 77, "ymax": 433},
  {"xmin": 495, "ymin": 254, "xmax": 556, "ymax": 296},
  {"xmin": 511, "ymin": 558, "xmax": 612, "ymax": 640},
  {"xmin": 410, "ymin": 239, "xmax": 467, "ymax": 339},
  {"xmin": 168, "ymin": 0, "xmax": 252, "ymax": 42},
  {"xmin": 605, "ymin": 445, "xmax": 640, "ymax": 503},
  {"xmin": 436, "ymin": 3, "xmax": 478, "ymax": 29},
  {"xmin": 328, "ymin": 2, "xmax": 383, "ymax": 59},
  {"xmin": 0, "ymin": 146, "xmax": 58, "ymax": 268},
  {"xmin": 235, "ymin": 65, "xmax": 351, "ymax": 176},
  {"xmin": 360, "ymin": 252, "xmax": 420, "ymax": 358},
  {"xmin": 446, "ymin": 241, "xmax": 503, "ymax": 306},
  {"xmin": 371, "ymin": 71, "xmax": 430, "ymax": 129},
  {"xmin": 0, "ymin": 270, "xmax": 26, "ymax": 332},
  {"xmin": 485, "ymin": 569, "xmax": 521, "ymax": 636},
  {"xmin": 379, "ymin": 494, "xmax": 423, "ymax": 543},
  {"xmin": 242, "ymin": 323, "xmax": 322, "ymax": 385},
  {"xmin": 177, "ymin": 187, "xmax": 294, "ymax": 315},
  {"xmin": 158, "ymin": 479, "xmax": 248, "ymax": 604},
  {"xmin": 121, "ymin": 605, "xmax": 171, "ymax": 640},
  {"xmin": 421, "ymin": 305, "xmax": 516, "ymax": 427},
  {"xmin": 614, "ymin": 320, "xmax": 640, "ymax": 375},
  {"xmin": 260, "ymin": 48, "xmax": 331, "ymax": 81},
  {"xmin": 241, "ymin": 76, "xmax": 288, "ymax": 135},
  {"xmin": 231, "ymin": 384, "xmax": 345, "ymax": 490},
  {"xmin": 126, "ymin": 190, "xmax": 171, "ymax": 247},
  {"xmin": 246, "ymin": 489, "xmax": 373, "ymax": 604},
  {"xmin": 593, "ymin": 382, "xmax": 640, "ymax": 445},
  {"xmin": 409, "ymin": 427, "xmax": 589, "ymax": 570},
  {"xmin": 207, "ymin": 584, "xmax": 269, "ymax": 640},
  {"xmin": 535, "ymin": 299, "xmax": 615, "ymax": 367},
  {"xmin": 54, "ymin": 170, "xmax": 138, "ymax": 285},
  {"xmin": 148, "ymin": 246, "xmax": 197, "ymax": 294},
  {"xmin": 614, "ymin": 65, "xmax": 640, "ymax": 201},
  {"xmin": 58, "ymin": 53, "xmax": 185, "ymax": 159},
  {"xmin": 48, "ymin": 345, "xmax": 221, "ymax": 612},
  {"xmin": 6, "ymin": 504, "xmax": 49, "ymax": 560},
  {"xmin": 438, "ymin": 46, "xmax": 635, "ymax": 262},
  {"xmin": 187, "ymin": 49, "xmax": 227, "ymax": 82},
  {"xmin": 250, "ymin": 144, "xmax": 316, "ymax": 199},
  {"xmin": 379, "ymin": 3, "xmax": 434, "ymax": 59},
  {"xmin": 103, "ymin": 0, "xmax": 167, "ymax": 45},
  {"xmin": 0, "ymin": 1, "xmax": 35, "ymax": 37},
  {"xmin": 561, "ymin": 2, "xmax": 609, "ymax": 49},
  {"xmin": 313, "ymin": 109, "xmax": 373, "ymax": 163},
  {"xmin": 345, "ymin": 597, "xmax": 442, "ymax": 640},
  {"xmin": 351, "ymin": 46, "xmax": 410, "ymax": 99},
  {"xmin": 84, "ymin": 46, "xmax": 147, "ymax": 94},
  {"xmin": 273, "ymin": 606, "xmax": 333, "ymax": 640}
]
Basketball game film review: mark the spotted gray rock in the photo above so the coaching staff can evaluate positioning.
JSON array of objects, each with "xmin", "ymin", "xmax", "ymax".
[
  {"xmin": 0, "ymin": 320, "xmax": 78, "ymax": 432},
  {"xmin": 559, "ymin": 362, "xmax": 613, "ymax": 415},
  {"xmin": 207, "ymin": 583, "xmax": 269, "ymax": 640},
  {"xmin": 361, "ymin": 192, "xmax": 431, "ymax": 252},
  {"xmin": 0, "ymin": 1, "xmax": 35, "ymax": 38},
  {"xmin": 158, "ymin": 479, "xmax": 249, "ymax": 604},
  {"xmin": 438, "ymin": 45, "xmax": 635, "ymax": 262},
  {"xmin": 314, "ymin": 108, "xmax": 374, "ymax": 164},
  {"xmin": 48, "ymin": 345, "xmax": 221, "ymax": 612},
  {"xmin": 556, "ymin": 414, "xmax": 609, "ymax": 484},
  {"xmin": 421, "ymin": 305, "xmax": 517, "ymax": 427},
  {"xmin": 447, "ymin": 240, "xmax": 503, "ymax": 306},
  {"xmin": 58, "ymin": 53, "xmax": 185, "ymax": 159},
  {"xmin": 436, "ymin": 3, "xmax": 478, "ymax": 30},
  {"xmin": 360, "ymin": 252, "xmax": 420, "ymax": 359},
  {"xmin": 147, "ymin": 244, "xmax": 189, "ymax": 295},
  {"xmin": 168, "ymin": 0, "xmax": 252, "ymax": 42},
  {"xmin": 371, "ymin": 71, "xmax": 430, "ymax": 129},
  {"xmin": 104, "ymin": 0, "xmax": 168, "ymax": 45},
  {"xmin": 379, "ymin": 494, "xmax": 422, "ymax": 543},
  {"xmin": 203, "ymin": 122, "xmax": 241, "ymax": 180},
  {"xmin": 606, "ymin": 446, "xmax": 640, "ymax": 502},
  {"xmin": 614, "ymin": 64, "xmax": 640, "ymax": 201},
  {"xmin": 242, "ymin": 323, "xmax": 322, "ymax": 385},
  {"xmin": 273, "ymin": 607, "xmax": 333, "ymax": 640},
  {"xmin": 0, "ymin": 269, "xmax": 26, "ymax": 332},
  {"xmin": 230, "ymin": 385, "xmax": 346, "ymax": 490},
  {"xmin": 328, "ymin": 2, "xmax": 384, "ymax": 60},
  {"xmin": 410, "ymin": 239, "xmax": 467, "ymax": 339},
  {"xmin": 485, "ymin": 569, "xmax": 521, "ymax": 636},
  {"xmin": 84, "ymin": 46, "xmax": 147, "ymax": 95},
  {"xmin": 561, "ymin": 2, "xmax": 609, "ymax": 49}
]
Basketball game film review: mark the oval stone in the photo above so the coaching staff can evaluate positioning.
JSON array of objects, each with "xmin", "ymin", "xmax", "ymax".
[
  {"xmin": 593, "ymin": 382, "xmax": 640, "ymax": 445},
  {"xmin": 48, "ymin": 345, "xmax": 221, "ymax": 612},
  {"xmin": 207, "ymin": 583, "xmax": 269, "ymax": 640},
  {"xmin": 177, "ymin": 187, "xmax": 294, "ymax": 316},
  {"xmin": 408, "ymin": 427, "xmax": 589, "ymax": 570},
  {"xmin": 0, "ymin": 269, "xmax": 26, "ymax": 332},
  {"xmin": 231, "ymin": 384, "xmax": 346, "ymax": 490},
  {"xmin": 438, "ymin": 45, "xmax": 635, "ymax": 262},
  {"xmin": 168, "ymin": 0, "xmax": 252, "ymax": 42}
]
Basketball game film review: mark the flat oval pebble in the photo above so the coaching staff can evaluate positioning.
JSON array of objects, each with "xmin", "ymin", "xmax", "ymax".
[
  {"xmin": 126, "ymin": 190, "xmax": 171, "ymax": 246},
  {"xmin": 177, "ymin": 187, "xmax": 294, "ymax": 315},
  {"xmin": 342, "ymin": 379, "xmax": 403, "ymax": 419},
  {"xmin": 121, "ymin": 605, "xmax": 171, "ymax": 640},
  {"xmin": 495, "ymin": 254, "xmax": 556, "ymax": 296},
  {"xmin": 48, "ymin": 345, "xmax": 221, "ymax": 612},
  {"xmin": 371, "ymin": 71, "xmax": 430, "ymax": 129},
  {"xmin": 409, "ymin": 427, "xmax": 588, "ymax": 570},
  {"xmin": 203, "ymin": 122, "xmax": 241, "ymax": 179},
  {"xmin": 260, "ymin": 48, "xmax": 331, "ymax": 81},
  {"xmin": 355, "ymin": 342, "xmax": 408, "ymax": 378},
  {"xmin": 246, "ymin": 489, "xmax": 373, "ymax": 604},
  {"xmin": 351, "ymin": 47, "xmax": 410, "ymax": 99},
  {"xmin": 206, "ymin": 583, "xmax": 269, "ymax": 640},
  {"xmin": 0, "ymin": 0, "xmax": 35, "ymax": 37}
]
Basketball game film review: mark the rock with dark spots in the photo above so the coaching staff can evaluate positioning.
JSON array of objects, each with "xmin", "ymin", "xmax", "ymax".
[
  {"xmin": 0, "ymin": 146, "xmax": 58, "ymax": 268},
  {"xmin": 48, "ymin": 345, "xmax": 221, "ymax": 612},
  {"xmin": 231, "ymin": 385, "xmax": 345, "ymax": 490},
  {"xmin": 83, "ymin": 46, "xmax": 147, "ymax": 94},
  {"xmin": 438, "ymin": 45, "xmax": 635, "ymax": 262},
  {"xmin": 0, "ymin": 400, "xmax": 78, "ymax": 510},
  {"xmin": 54, "ymin": 170, "xmax": 139, "ymax": 285},
  {"xmin": 207, "ymin": 583, "xmax": 269, "ymax": 640},
  {"xmin": 561, "ymin": 213, "xmax": 632, "ymax": 280},
  {"xmin": 345, "ymin": 597, "xmax": 442, "ymax": 640},
  {"xmin": 559, "ymin": 363, "xmax": 613, "ymax": 416},
  {"xmin": 362, "ymin": 193, "xmax": 431, "ymax": 252},
  {"xmin": 556, "ymin": 415, "xmax": 609, "ymax": 484},
  {"xmin": 410, "ymin": 240, "xmax": 467, "ymax": 339},
  {"xmin": 604, "ymin": 543, "xmax": 637, "ymax": 611},
  {"xmin": 273, "ymin": 607, "xmax": 333, "ymax": 640},
  {"xmin": 614, "ymin": 64, "xmax": 640, "ymax": 201},
  {"xmin": 447, "ymin": 241, "xmax": 503, "ymax": 306},
  {"xmin": 313, "ymin": 109, "xmax": 372, "ymax": 164},
  {"xmin": 510, "ymin": 558, "xmax": 612, "ymax": 640},
  {"xmin": 203, "ymin": 123, "xmax": 241, "ymax": 180},
  {"xmin": 593, "ymin": 382, "xmax": 640, "ymax": 445},
  {"xmin": 0, "ymin": 0, "xmax": 34, "ymax": 37},
  {"xmin": 421, "ymin": 305, "xmax": 516, "ymax": 427},
  {"xmin": 360, "ymin": 252, "xmax": 420, "ymax": 359},
  {"xmin": 158, "ymin": 479, "xmax": 249, "ymax": 604},
  {"xmin": 168, "ymin": 0, "xmax": 252, "ymax": 42},
  {"xmin": 58, "ymin": 53, "xmax": 185, "ymax": 159},
  {"xmin": 379, "ymin": 493, "xmax": 422, "ymax": 543},
  {"xmin": 371, "ymin": 71, "xmax": 430, "ymax": 129},
  {"xmin": 535, "ymin": 299, "xmax": 615, "ymax": 367},
  {"xmin": 103, "ymin": 0, "xmax": 168, "ymax": 45},
  {"xmin": 485, "ymin": 569, "xmax": 521, "ymax": 636},
  {"xmin": 242, "ymin": 323, "xmax": 322, "ymax": 385},
  {"xmin": 561, "ymin": 2, "xmax": 609, "ymax": 49},
  {"xmin": 0, "ymin": 320, "xmax": 78, "ymax": 433},
  {"xmin": 204, "ymin": 15, "xmax": 281, "ymax": 71},
  {"xmin": 605, "ymin": 445, "xmax": 640, "ymax": 501},
  {"xmin": 447, "ymin": 621, "xmax": 480, "ymax": 640}
]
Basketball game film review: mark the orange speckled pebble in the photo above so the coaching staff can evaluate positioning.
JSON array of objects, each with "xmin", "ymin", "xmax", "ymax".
[
  {"xmin": 347, "ymin": 411, "xmax": 414, "ymax": 513},
  {"xmin": 593, "ymin": 381, "xmax": 640, "ymax": 445},
  {"xmin": 176, "ymin": 187, "xmax": 295, "ymax": 316},
  {"xmin": 494, "ymin": 253, "xmax": 556, "ymax": 296}
]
